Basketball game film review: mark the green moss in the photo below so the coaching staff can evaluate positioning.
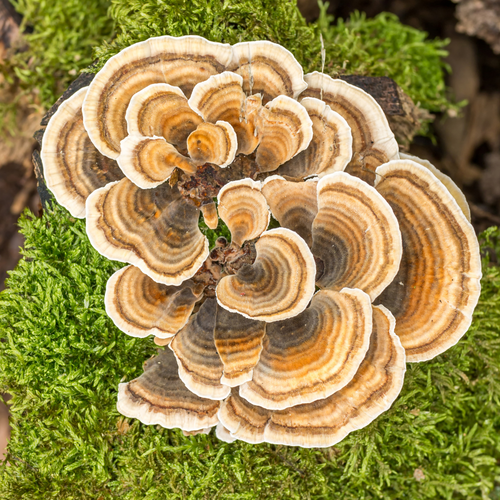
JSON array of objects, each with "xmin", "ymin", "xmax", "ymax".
[{"xmin": 0, "ymin": 206, "xmax": 499, "ymax": 499}]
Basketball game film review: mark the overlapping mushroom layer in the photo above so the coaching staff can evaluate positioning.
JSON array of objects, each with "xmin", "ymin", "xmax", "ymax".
[{"xmin": 41, "ymin": 35, "xmax": 481, "ymax": 448}]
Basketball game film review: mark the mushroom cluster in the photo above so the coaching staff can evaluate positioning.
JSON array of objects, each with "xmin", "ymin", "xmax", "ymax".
[{"xmin": 40, "ymin": 36, "xmax": 482, "ymax": 448}]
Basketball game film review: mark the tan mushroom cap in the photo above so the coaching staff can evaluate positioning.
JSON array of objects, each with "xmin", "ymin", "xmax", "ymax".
[
  {"xmin": 277, "ymin": 97, "xmax": 353, "ymax": 179},
  {"xmin": 117, "ymin": 134, "xmax": 197, "ymax": 189},
  {"xmin": 83, "ymin": 35, "xmax": 232, "ymax": 158},
  {"xmin": 218, "ymin": 305, "xmax": 406, "ymax": 447},
  {"xmin": 117, "ymin": 348, "xmax": 220, "ymax": 431},
  {"xmin": 229, "ymin": 40, "xmax": 307, "ymax": 103},
  {"xmin": 201, "ymin": 202, "xmax": 219, "ymax": 230},
  {"xmin": 86, "ymin": 178, "xmax": 209, "ymax": 285},
  {"xmin": 215, "ymin": 423, "xmax": 236, "ymax": 443},
  {"xmin": 312, "ymin": 172, "xmax": 402, "ymax": 301},
  {"xmin": 105, "ymin": 265, "xmax": 202, "ymax": 339},
  {"xmin": 399, "ymin": 153, "xmax": 471, "ymax": 222},
  {"xmin": 216, "ymin": 228, "xmax": 316, "ymax": 322},
  {"xmin": 41, "ymin": 87, "xmax": 124, "ymax": 218},
  {"xmin": 239, "ymin": 288, "xmax": 372, "ymax": 410},
  {"xmin": 302, "ymin": 72, "xmax": 399, "ymax": 185},
  {"xmin": 170, "ymin": 298, "xmax": 230, "ymax": 400},
  {"xmin": 189, "ymin": 72, "xmax": 261, "ymax": 155},
  {"xmin": 125, "ymin": 83, "xmax": 202, "ymax": 149},
  {"xmin": 214, "ymin": 305, "xmax": 266, "ymax": 386},
  {"xmin": 375, "ymin": 160, "xmax": 482, "ymax": 362},
  {"xmin": 187, "ymin": 120, "xmax": 237, "ymax": 168},
  {"xmin": 255, "ymin": 95, "xmax": 313, "ymax": 172},
  {"xmin": 217, "ymin": 179, "xmax": 270, "ymax": 246},
  {"xmin": 261, "ymin": 176, "xmax": 318, "ymax": 247}
]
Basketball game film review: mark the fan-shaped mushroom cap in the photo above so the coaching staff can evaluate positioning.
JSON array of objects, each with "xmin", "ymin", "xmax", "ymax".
[
  {"xmin": 214, "ymin": 305, "xmax": 266, "ymax": 386},
  {"xmin": 215, "ymin": 423, "xmax": 236, "ymax": 443},
  {"xmin": 218, "ymin": 305, "xmax": 406, "ymax": 447},
  {"xmin": 125, "ymin": 83, "xmax": 202, "ymax": 149},
  {"xmin": 239, "ymin": 288, "xmax": 372, "ymax": 410},
  {"xmin": 86, "ymin": 178, "xmax": 209, "ymax": 285},
  {"xmin": 117, "ymin": 134, "xmax": 197, "ymax": 189},
  {"xmin": 189, "ymin": 72, "xmax": 261, "ymax": 155},
  {"xmin": 217, "ymin": 179, "xmax": 270, "ymax": 246},
  {"xmin": 83, "ymin": 36, "xmax": 232, "ymax": 158},
  {"xmin": 187, "ymin": 121, "xmax": 237, "ymax": 168},
  {"xmin": 312, "ymin": 172, "xmax": 402, "ymax": 301},
  {"xmin": 399, "ymin": 153, "xmax": 471, "ymax": 222},
  {"xmin": 302, "ymin": 73, "xmax": 399, "ymax": 185},
  {"xmin": 216, "ymin": 228, "xmax": 316, "ymax": 322},
  {"xmin": 170, "ymin": 298, "xmax": 230, "ymax": 400},
  {"xmin": 105, "ymin": 265, "xmax": 202, "ymax": 339},
  {"xmin": 229, "ymin": 41, "xmax": 307, "ymax": 103},
  {"xmin": 41, "ymin": 87, "xmax": 124, "ymax": 218},
  {"xmin": 375, "ymin": 160, "xmax": 482, "ymax": 362},
  {"xmin": 261, "ymin": 176, "xmax": 318, "ymax": 246},
  {"xmin": 201, "ymin": 202, "xmax": 219, "ymax": 230},
  {"xmin": 255, "ymin": 95, "xmax": 313, "ymax": 172},
  {"xmin": 117, "ymin": 348, "xmax": 220, "ymax": 431},
  {"xmin": 277, "ymin": 97, "xmax": 353, "ymax": 179}
]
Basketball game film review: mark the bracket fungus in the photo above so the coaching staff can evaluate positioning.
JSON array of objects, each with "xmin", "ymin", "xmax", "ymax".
[{"xmin": 40, "ymin": 35, "xmax": 481, "ymax": 448}]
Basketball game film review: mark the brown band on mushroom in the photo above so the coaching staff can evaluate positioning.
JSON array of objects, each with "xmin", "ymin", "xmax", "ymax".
[
  {"xmin": 83, "ymin": 36, "xmax": 232, "ymax": 158},
  {"xmin": 187, "ymin": 121, "xmax": 237, "ymax": 168},
  {"xmin": 277, "ymin": 97, "xmax": 353, "ymax": 179},
  {"xmin": 399, "ymin": 153, "xmax": 471, "ymax": 222},
  {"xmin": 117, "ymin": 134, "xmax": 197, "ymax": 189},
  {"xmin": 312, "ymin": 172, "xmax": 402, "ymax": 301},
  {"xmin": 218, "ymin": 305, "xmax": 406, "ymax": 446},
  {"xmin": 216, "ymin": 228, "xmax": 316, "ymax": 322},
  {"xmin": 255, "ymin": 95, "xmax": 313, "ymax": 172},
  {"xmin": 302, "ymin": 72, "xmax": 399, "ymax": 185},
  {"xmin": 86, "ymin": 178, "xmax": 209, "ymax": 285},
  {"xmin": 117, "ymin": 348, "xmax": 220, "ymax": 431},
  {"xmin": 375, "ymin": 160, "xmax": 482, "ymax": 362},
  {"xmin": 239, "ymin": 288, "xmax": 372, "ymax": 410},
  {"xmin": 229, "ymin": 41, "xmax": 307, "ymax": 103},
  {"xmin": 125, "ymin": 83, "xmax": 202, "ymax": 149},
  {"xmin": 41, "ymin": 87, "xmax": 124, "ymax": 218},
  {"xmin": 170, "ymin": 298, "xmax": 230, "ymax": 400},
  {"xmin": 201, "ymin": 202, "xmax": 219, "ymax": 230},
  {"xmin": 261, "ymin": 176, "xmax": 318, "ymax": 247},
  {"xmin": 188, "ymin": 72, "xmax": 261, "ymax": 155},
  {"xmin": 105, "ymin": 265, "xmax": 202, "ymax": 339},
  {"xmin": 217, "ymin": 178, "xmax": 270, "ymax": 247},
  {"xmin": 214, "ymin": 304, "xmax": 266, "ymax": 386}
]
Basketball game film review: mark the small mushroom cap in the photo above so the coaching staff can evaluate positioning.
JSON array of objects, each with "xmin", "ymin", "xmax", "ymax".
[
  {"xmin": 277, "ymin": 97, "xmax": 353, "ymax": 179},
  {"xmin": 41, "ymin": 87, "xmax": 124, "ymax": 218},
  {"xmin": 216, "ymin": 228, "xmax": 316, "ymax": 322},
  {"xmin": 125, "ymin": 83, "xmax": 202, "ymax": 149},
  {"xmin": 261, "ymin": 175, "xmax": 318, "ymax": 247},
  {"xmin": 239, "ymin": 288, "xmax": 372, "ymax": 410},
  {"xmin": 218, "ymin": 305, "xmax": 406, "ymax": 447},
  {"xmin": 399, "ymin": 153, "xmax": 471, "ymax": 222},
  {"xmin": 302, "ymin": 72, "xmax": 399, "ymax": 185},
  {"xmin": 117, "ymin": 348, "xmax": 220, "ymax": 431},
  {"xmin": 215, "ymin": 423, "xmax": 237, "ymax": 443},
  {"xmin": 189, "ymin": 72, "xmax": 261, "ymax": 155},
  {"xmin": 170, "ymin": 298, "xmax": 230, "ymax": 400},
  {"xmin": 86, "ymin": 178, "xmax": 209, "ymax": 285},
  {"xmin": 255, "ymin": 95, "xmax": 313, "ymax": 172},
  {"xmin": 375, "ymin": 160, "xmax": 482, "ymax": 362},
  {"xmin": 217, "ymin": 178, "xmax": 270, "ymax": 246},
  {"xmin": 83, "ymin": 36, "xmax": 232, "ymax": 158},
  {"xmin": 312, "ymin": 172, "xmax": 402, "ymax": 301},
  {"xmin": 105, "ymin": 265, "xmax": 202, "ymax": 339},
  {"xmin": 201, "ymin": 202, "xmax": 219, "ymax": 230},
  {"xmin": 187, "ymin": 120, "xmax": 237, "ymax": 168},
  {"xmin": 117, "ymin": 134, "xmax": 197, "ymax": 189},
  {"xmin": 230, "ymin": 40, "xmax": 307, "ymax": 103},
  {"xmin": 214, "ymin": 305, "xmax": 266, "ymax": 387}
]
